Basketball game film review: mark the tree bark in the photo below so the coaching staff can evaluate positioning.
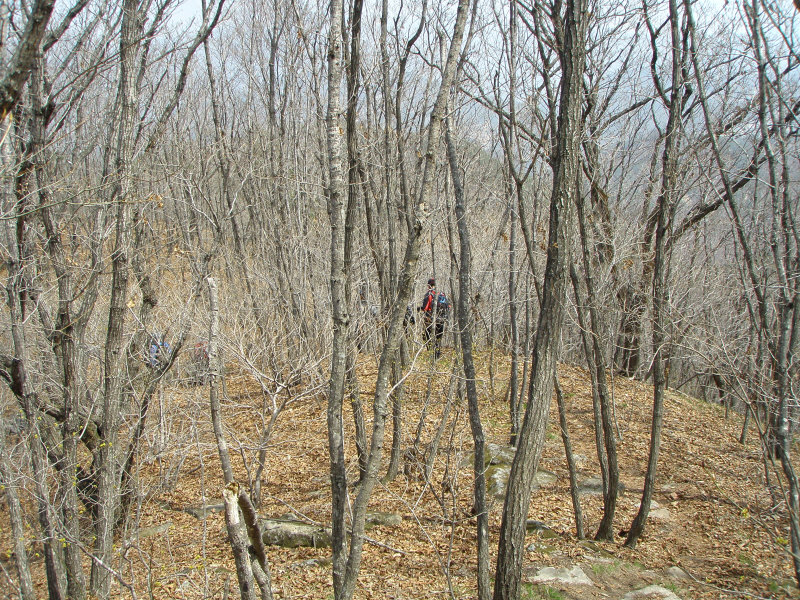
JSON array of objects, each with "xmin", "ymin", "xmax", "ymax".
[
  {"xmin": 447, "ymin": 118, "xmax": 490, "ymax": 600},
  {"xmin": 554, "ymin": 374, "xmax": 584, "ymax": 539},
  {"xmin": 493, "ymin": 0, "xmax": 588, "ymax": 596},
  {"xmin": 625, "ymin": 0, "xmax": 685, "ymax": 549},
  {"xmin": 223, "ymin": 483, "xmax": 258, "ymax": 600},
  {"xmin": 0, "ymin": 439, "xmax": 36, "ymax": 600},
  {"xmin": 0, "ymin": 0, "xmax": 57, "ymax": 115}
]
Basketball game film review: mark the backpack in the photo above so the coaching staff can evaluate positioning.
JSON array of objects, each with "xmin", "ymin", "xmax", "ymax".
[
  {"xmin": 147, "ymin": 335, "xmax": 171, "ymax": 368},
  {"xmin": 435, "ymin": 292, "xmax": 450, "ymax": 319}
]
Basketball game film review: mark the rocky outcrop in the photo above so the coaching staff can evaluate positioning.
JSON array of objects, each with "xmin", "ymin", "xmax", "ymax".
[{"xmin": 482, "ymin": 444, "xmax": 557, "ymax": 499}]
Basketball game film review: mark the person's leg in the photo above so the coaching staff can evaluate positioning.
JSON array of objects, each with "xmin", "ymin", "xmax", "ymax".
[
  {"xmin": 423, "ymin": 317, "xmax": 432, "ymax": 346},
  {"xmin": 434, "ymin": 321, "xmax": 444, "ymax": 358}
]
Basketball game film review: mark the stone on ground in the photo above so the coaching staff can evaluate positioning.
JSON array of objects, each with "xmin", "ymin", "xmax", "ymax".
[
  {"xmin": 623, "ymin": 584, "xmax": 681, "ymax": 599},
  {"xmin": 664, "ymin": 566, "xmax": 691, "ymax": 581},
  {"xmin": 261, "ymin": 518, "xmax": 332, "ymax": 548},
  {"xmin": 530, "ymin": 565, "xmax": 594, "ymax": 586},
  {"xmin": 578, "ymin": 477, "xmax": 626, "ymax": 496}
]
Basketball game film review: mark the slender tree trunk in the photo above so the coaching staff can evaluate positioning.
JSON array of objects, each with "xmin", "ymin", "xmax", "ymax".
[
  {"xmin": 384, "ymin": 345, "xmax": 406, "ymax": 483},
  {"xmin": 508, "ymin": 177, "xmax": 520, "ymax": 447},
  {"xmin": 326, "ymin": 0, "xmax": 471, "ymax": 596},
  {"xmin": 570, "ymin": 264, "xmax": 609, "ymax": 496},
  {"xmin": 207, "ymin": 277, "xmax": 234, "ymax": 485},
  {"xmin": 91, "ymin": 0, "xmax": 139, "ymax": 593},
  {"xmin": 324, "ymin": 0, "xmax": 351, "ymax": 589},
  {"xmin": 0, "ymin": 439, "xmax": 36, "ymax": 600},
  {"xmin": 574, "ymin": 191, "xmax": 619, "ymax": 541},
  {"xmin": 209, "ymin": 277, "xmax": 272, "ymax": 598},
  {"xmin": 345, "ymin": 0, "xmax": 367, "ymax": 484},
  {"xmin": 447, "ymin": 118, "xmax": 490, "ymax": 600},
  {"xmin": 625, "ymin": 0, "xmax": 684, "ymax": 549},
  {"xmin": 28, "ymin": 57, "xmax": 86, "ymax": 599},
  {"xmin": 493, "ymin": 0, "xmax": 588, "ymax": 595},
  {"xmin": 554, "ymin": 374, "xmax": 584, "ymax": 539},
  {"xmin": 222, "ymin": 483, "xmax": 258, "ymax": 600}
]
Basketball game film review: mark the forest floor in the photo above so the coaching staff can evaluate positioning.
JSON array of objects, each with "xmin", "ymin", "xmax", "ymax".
[{"xmin": 2, "ymin": 346, "xmax": 798, "ymax": 599}]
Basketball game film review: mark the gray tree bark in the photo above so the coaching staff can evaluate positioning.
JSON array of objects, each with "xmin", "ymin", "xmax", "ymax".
[
  {"xmin": 492, "ymin": 0, "xmax": 588, "ymax": 596},
  {"xmin": 447, "ymin": 118, "xmax": 490, "ymax": 600},
  {"xmin": 625, "ymin": 0, "xmax": 685, "ymax": 549},
  {"xmin": 0, "ymin": 439, "xmax": 35, "ymax": 600}
]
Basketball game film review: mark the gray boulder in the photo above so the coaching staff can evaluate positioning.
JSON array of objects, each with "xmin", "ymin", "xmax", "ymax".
[
  {"xmin": 260, "ymin": 512, "xmax": 401, "ymax": 548},
  {"xmin": 623, "ymin": 585, "xmax": 681, "ymax": 599},
  {"xmin": 261, "ymin": 518, "xmax": 332, "ymax": 548},
  {"xmin": 664, "ymin": 566, "xmax": 690, "ymax": 581},
  {"xmin": 578, "ymin": 477, "xmax": 626, "ymax": 496},
  {"xmin": 365, "ymin": 511, "xmax": 402, "ymax": 529},
  {"xmin": 483, "ymin": 445, "xmax": 557, "ymax": 499},
  {"xmin": 531, "ymin": 566, "xmax": 594, "ymax": 586}
]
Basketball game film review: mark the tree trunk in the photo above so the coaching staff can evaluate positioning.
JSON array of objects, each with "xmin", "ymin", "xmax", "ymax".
[
  {"xmin": 573, "ymin": 193, "xmax": 619, "ymax": 541},
  {"xmin": 625, "ymin": 0, "xmax": 684, "ymax": 549},
  {"xmin": 554, "ymin": 374, "xmax": 584, "ymax": 539},
  {"xmin": 447, "ymin": 118, "xmax": 490, "ymax": 600},
  {"xmin": 493, "ymin": 0, "xmax": 588, "ymax": 595},
  {"xmin": 222, "ymin": 483, "xmax": 258, "ymax": 600},
  {"xmin": 325, "ymin": 0, "xmax": 471, "ymax": 596},
  {"xmin": 324, "ymin": 0, "xmax": 351, "ymax": 589},
  {"xmin": 0, "ymin": 440, "xmax": 36, "ymax": 600}
]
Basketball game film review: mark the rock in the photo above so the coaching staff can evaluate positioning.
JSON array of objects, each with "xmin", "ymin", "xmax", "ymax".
[
  {"xmin": 664, "ymin": 566, "xmax": 691, "ymax": 581},
  {"xmin": 184, "ymin": 504, "xmax": 225, "ymax": 519},
  {"xmin": 532, "ymin": 469, "xmax": 557, "ymax": 489},
  {"xmin": 623, "ymin": 585, "xmax": 681, "ymax": 599},
  {"xmin": 526, "ymin": 519, "xmax": 550, "ymax": 532},
  {"xmin": 578, "ymin": 477, "xmax": 604, "ymax": 495},
  {"xmin": 486, "ymin": 443, "xmax": 517, "ymax": 465},
  {"xmin": 526, "ymin": 520, "xmax": 559, "ymax": 540},
  {"xmin": 261, "ymin": 518, "xmax": 332, "ymax": 548},
  {"xmin": 124, "ymin": 521, "xmax": 172, "ymax": 546},
  {"xmin": 481, "ymin": 445, "xmax": 555, "ymax": 498},
  {"xmin": 526, "ymin": 541, "xmax": 556, "ymax": 554},
  {"xmin": 531, "ymin": 566, "xmax": 594, "ymax": 586},
  {"xmin": 365, "ymin": 511, "xmax": 402, "ymax": 529},
  {"xmin": 661, "ymin": 483, "xmax": 678, "ymax": 494},
  {"xmin": 578, "ymin": 477, "xmax": 626, "ymax": 496},
  {"xmin": 487, "ymin": 464, "xmax": 512, "ymax": 498},
  {"xmin": 579, "ymin": 540, "xmax": 615, "ymax": 558},
  {"xmin": 571, "ymin": 453, "xmax": 589, "ymax": 466},
  {"xmin": 486, "ymin": 465, "xmax": 557, "ymax": 499},
  {"xmin": 649, "ymin": 507, "xmax": 672, "ymax": 521}
]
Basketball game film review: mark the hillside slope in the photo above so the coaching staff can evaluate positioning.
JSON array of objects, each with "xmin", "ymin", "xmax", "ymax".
[{"xmin": 1, "ymin": 351, "xmax": 795, "ymax": 599}]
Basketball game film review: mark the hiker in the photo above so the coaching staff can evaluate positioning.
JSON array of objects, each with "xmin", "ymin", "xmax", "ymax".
[
  {"xmin": 404, "ymin": 304, "xmax": 416, "ymax": 328},
  {"xmin": 418, "ymin": 278, "xmax": 449, "ymax": 358},
  {"xmin": 147, "ymin": 333, "xmax": 171, "ymax": 369}
]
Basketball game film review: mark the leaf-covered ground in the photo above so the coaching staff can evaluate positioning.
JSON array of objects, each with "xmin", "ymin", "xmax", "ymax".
[{"xmin": 1, "ymin": 348, "xmax": 797, "ymax": 599}]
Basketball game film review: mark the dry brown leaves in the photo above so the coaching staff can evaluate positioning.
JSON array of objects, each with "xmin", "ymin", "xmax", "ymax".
[{"xmin": 0, "ymin": 352, "xmax": 796, "ymax": 599}]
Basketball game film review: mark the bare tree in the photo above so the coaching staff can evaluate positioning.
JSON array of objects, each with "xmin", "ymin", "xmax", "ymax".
[
  {"xmin": 325, "ymin": 0, "xmax": 471, "ymax": 597},
  {"xmin": 493, "ymin": 0, "xmax": 589, "ymax": 596},
  {"xmin": 684, "ymin": 0, "xmax": 800, "ymax": 581},
  {"xmin": 625, "ymin": 0, "xmax": 688, "ymax": 549}
]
